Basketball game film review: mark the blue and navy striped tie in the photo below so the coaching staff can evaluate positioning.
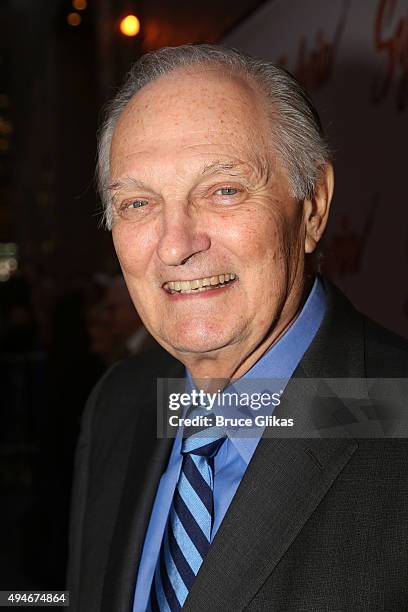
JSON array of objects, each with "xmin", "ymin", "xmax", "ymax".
[{"xmin": 149, "ymin": 425, "xmax": 226, "ymax": 610}]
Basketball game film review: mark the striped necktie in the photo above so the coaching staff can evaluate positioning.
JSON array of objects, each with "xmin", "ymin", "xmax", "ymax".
[{"xmin": 149, "ymin": 424, "xmax": 226, "ymax": 611}]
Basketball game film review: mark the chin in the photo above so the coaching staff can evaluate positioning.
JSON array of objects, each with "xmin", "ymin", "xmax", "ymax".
[{"xmin": 162, "ymin": 323, "xmax": 233, "ymax": 356}]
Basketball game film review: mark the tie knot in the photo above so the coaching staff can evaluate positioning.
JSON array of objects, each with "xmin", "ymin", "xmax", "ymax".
[{"xmin": 181, "ymin": 426, "xmax": 226, "ymax": 458}]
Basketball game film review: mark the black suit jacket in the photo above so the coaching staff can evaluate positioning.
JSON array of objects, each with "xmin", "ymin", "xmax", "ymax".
[{"xmin": 67, "ymin": 281, "xmax": 408, "ymax": 611}]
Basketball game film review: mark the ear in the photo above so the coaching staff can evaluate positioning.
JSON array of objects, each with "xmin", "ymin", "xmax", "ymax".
[{"xmin": 303, "ymin": 163, "xmax": 334, "ymax": 254}]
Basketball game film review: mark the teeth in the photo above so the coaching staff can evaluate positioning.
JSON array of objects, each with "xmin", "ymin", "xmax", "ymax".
[{"xmin": 165, "ymin": 273, "xmax": 237, "ymax": 293}]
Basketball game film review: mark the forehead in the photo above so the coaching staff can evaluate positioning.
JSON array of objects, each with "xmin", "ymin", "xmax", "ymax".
[{"xmin": 110, "ymin": 67, "xmax": 272, "ymax": 179}]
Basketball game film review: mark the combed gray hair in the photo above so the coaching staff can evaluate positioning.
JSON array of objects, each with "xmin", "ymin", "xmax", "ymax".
[{"xmin": 97, "ymin": 43, "xmax": 332, "ymax": 229}]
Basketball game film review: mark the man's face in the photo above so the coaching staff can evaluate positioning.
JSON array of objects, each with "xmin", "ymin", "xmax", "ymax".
[{"xmin": 109, "ymin": 68, "xmax": 308, "ymax": 367}]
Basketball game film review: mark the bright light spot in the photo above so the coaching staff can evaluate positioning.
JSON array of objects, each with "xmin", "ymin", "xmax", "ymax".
[
  {"xmin": 67, "ymin": 12, "xmax": 82, "ymax": 26},
  {"xmin": 73, "ymin": 0, "xmax": 87, "ymax": 9},
  {"xmin": 120, "ymin": 15, "xmax": 141, "ymax": 37},
  {"xmin": 0, "ymin": 257, "xmax": 17, "ymax": 281},
  {"xmin": 0, "ymin": 244, "xmax": 18, "ymax": 282}
]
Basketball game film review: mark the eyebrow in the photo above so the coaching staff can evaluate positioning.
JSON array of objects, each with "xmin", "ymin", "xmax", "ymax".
[
  {"xmin": 107, "ymin": 177, "xmax": 151, "ymax": 193},
  {"xmin": 201, "ymin": 156, "xmax": 269, "ymax": 181},
  {"xmin": 107, "ymin": 164, "xmax": 244, "ymax": 192},
  {"xmin": 201, "ymin": 160, "xmax": 244, "ymax": 176},
  {"xmin": 107, "ymin": 155, "xmax": 269, "ymax": 194}
]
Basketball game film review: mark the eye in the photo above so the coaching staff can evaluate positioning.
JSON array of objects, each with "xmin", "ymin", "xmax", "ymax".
[
  {"xmin": 114, "ymin": 198, "xmax": 151, "ymax": 221},
  {"xmin": 125, "ymin": 199, "xmax": 149, "ymax": 209},
  {"xmin": 214, "ymin": 187, "xmax": 239, "ymax": 196}
]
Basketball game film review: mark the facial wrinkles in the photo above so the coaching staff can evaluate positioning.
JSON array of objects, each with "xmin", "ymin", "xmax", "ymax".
[
  {"xmin": 111, "ymin": 151, "xmax": 295, "ymax": 299},
  {"xmin": 109, "ymin": 94, "xmax": 276, "ymax": 239},
  {"xmin": 111, "ymin": 126, "xmax": 267, "ymax": 171},
  {"xmin": 132, "ymin": 191, "xmax": 280, "ymax": 291},
  {"xmin": 109, "ymin": 145, "xmax": 274, "ymax": 218}
]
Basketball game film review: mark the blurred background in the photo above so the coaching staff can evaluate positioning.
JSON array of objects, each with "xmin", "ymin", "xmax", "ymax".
[{"xmin": 0, "ymin": 0, "xmax": 407, "ymax": 593}]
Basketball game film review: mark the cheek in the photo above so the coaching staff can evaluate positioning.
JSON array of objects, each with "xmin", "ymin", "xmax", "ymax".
[
  {"xmin": 222, "ymin": 206, "xmax": 303, "ymax": 298},
  {"xmin": 257, "ymin": 206, "xmax": 303, "ymax": 264},
  {"xmin": 210, "ymin": 207, "xmax": 275, "ymax": 255},
  {"xmin": 221, "ymin": 209, "xmax": 290, "ymax": 269}
]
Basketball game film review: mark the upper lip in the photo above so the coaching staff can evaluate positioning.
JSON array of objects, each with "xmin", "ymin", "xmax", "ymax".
[
  {"xmin": 163, "ymin": 273, "xmax": 235, "ymax": 283},
  {"xmin": 162, "ymin": 272, "xmax": 237, "ymax": 289}
]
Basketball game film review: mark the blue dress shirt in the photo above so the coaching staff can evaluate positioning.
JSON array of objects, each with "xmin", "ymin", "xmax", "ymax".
[{"xmin": 133, "ymin": 278, "xmax": 327, "ymax": 611}]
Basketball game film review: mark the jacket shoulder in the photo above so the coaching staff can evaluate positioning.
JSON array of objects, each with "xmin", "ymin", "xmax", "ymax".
[{"xmin": 83, "ymin": 346, "xmax": 183, "ymax": 436}]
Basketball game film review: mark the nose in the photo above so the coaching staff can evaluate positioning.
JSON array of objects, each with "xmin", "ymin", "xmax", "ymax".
[{"xmin": 157, "ymin": 206, "xmax": 211, "ymax": 266}]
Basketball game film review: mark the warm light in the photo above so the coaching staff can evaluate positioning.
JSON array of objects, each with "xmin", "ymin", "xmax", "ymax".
[
  {"xmin": 73, "ymin": 0, "xmax": 87, "ymax": 9},
  {"xmin": 120, "ymin": 15, "xmax": 141, "ymax": 37},
  {"xmin": 67, "ymin": 12, "xmax": 82, "ymax": 26}
]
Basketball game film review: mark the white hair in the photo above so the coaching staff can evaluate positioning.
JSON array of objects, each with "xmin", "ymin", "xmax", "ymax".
[{"xmin": 97, "ymin": 44, "xmax": 332, "ymax": 229}]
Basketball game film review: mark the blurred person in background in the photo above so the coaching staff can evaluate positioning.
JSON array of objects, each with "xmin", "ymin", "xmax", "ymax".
[{"xmin": 87, "ymin": 275, "xmax": 156, "ymax": 366}]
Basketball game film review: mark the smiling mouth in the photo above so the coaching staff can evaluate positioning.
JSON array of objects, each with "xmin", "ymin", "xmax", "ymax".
[{"xmin": 163, "ymin": 273, "xmax": 237, "ymax": 294}]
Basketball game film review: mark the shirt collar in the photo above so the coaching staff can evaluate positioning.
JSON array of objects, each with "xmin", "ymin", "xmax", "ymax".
[{"xmin": 184, "ymin": 277, "xmax": 327, "ymax": 464}]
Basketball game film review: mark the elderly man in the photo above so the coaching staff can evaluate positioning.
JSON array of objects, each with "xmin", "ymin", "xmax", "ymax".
[{"xmin": 67, "ymin": 45, "xmax": 408, "ymax": 611}]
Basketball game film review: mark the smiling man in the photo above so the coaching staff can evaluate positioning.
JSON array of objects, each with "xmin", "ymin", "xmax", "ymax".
[
  {"xmin": 107, "ymin": 63, "xmax": 331, "ymax": 381},
  {"xmin": 67, "ymin": 45, "xmax": 408, "ymax": 611}
]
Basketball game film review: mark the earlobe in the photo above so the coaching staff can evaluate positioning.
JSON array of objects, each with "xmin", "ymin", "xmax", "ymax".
[
  {"xmin": 304, "ymin": 232, "xmax": 318, "ymax": 254},
  {"xmin": 303, "ymin": 163, "xmax": 334, "ymax": 254}
]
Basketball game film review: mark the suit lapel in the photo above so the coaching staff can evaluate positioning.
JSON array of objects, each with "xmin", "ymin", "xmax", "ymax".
[
  {"xmin": 184, "ymin": 436, "xmax": 358, "ymax": 610},
  {"xmin": 183, "ymin": 370, "xmax": 361, "ymax": 611}
]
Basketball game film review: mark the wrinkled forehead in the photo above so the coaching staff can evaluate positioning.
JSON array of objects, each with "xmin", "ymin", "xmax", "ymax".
[{"xmin": 110, "ymin": 67, "xmax": 273, "ymax": 171}]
